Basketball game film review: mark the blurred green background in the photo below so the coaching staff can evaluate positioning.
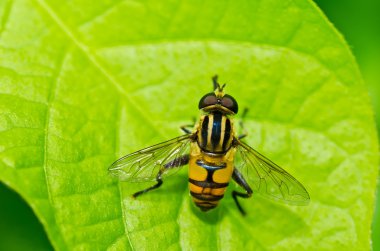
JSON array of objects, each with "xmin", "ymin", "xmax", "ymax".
[{"xmin": 0, "ymin": 1, "xmax": 378, "ymax": 250}]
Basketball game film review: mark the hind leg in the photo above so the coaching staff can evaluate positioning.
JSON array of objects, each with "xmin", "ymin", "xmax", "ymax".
[{"xmin": 231, "ymin": 168, "xmax": 253, "ymax": 215}]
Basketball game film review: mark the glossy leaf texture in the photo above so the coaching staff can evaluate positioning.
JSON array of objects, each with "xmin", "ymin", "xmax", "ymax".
[{"xmin": 0, "ymin": 0, "xmax": 378, "ymax": 250}]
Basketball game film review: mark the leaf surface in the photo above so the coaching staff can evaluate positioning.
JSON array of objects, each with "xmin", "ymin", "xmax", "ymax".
[{"xmin": 0, "ymin": 0, "xmax": 378, "ymax": 250}]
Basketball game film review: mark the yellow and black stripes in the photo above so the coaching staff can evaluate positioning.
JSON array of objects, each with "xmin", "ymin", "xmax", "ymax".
[
  {"xmin": 188, "ymin": 159, "xmax": 232, "ymax": 211},
  {"xmin": 189, "ymin": 108, "xmax": 236, "ymax": 212},
  {"xmin": 197, "ymin": 112, "xmax": 233, "ymax": 153},
  {"xmin": 189, "ymin": 180, "xmax": 228, "ymax": 211}
]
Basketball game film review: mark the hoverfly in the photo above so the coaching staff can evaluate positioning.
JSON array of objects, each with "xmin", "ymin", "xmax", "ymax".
[{"xmin": 109, "ymin": 76, "xmax": 310, "ymax": 215}]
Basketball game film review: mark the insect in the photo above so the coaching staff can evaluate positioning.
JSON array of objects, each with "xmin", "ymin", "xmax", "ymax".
[{"xmin": 109, "ymin": 76, "xmax": 310, "ymax": 215}]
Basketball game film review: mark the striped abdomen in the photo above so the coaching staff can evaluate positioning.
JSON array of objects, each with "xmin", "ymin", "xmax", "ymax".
[
  {"xmin": 188, "ymin": 145, "xmax": 235, "ymax": 211},
  {"xmin": 197, "ymin": 112, "xmax": 234, "ymax": 153}
]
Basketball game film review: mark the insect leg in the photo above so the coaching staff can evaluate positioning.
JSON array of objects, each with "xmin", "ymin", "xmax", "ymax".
[
  {"xmin": 180, "ymin": 116, "xmax": 196, "ymax": 134},
  {"xmin": 231, "ymin": 168, "xmax": 253, "ymax": 216},
  {"xmin": 180, "ymin": 124, "xmax": 194, "ymax": 134},
  {"xmin": 132, "ymin": 154, "xmax": 190, "ymax": 198},
  {"xmin": 164, "ymin": 154, "xmax": 189, "ymax": 169},
  {"xmin": 238, "ymin": 107, "xmax": 249, "ymax": 140},
  {"xmin": 132, "ymin": 175, "xmax": 163, "ymax": 198}
]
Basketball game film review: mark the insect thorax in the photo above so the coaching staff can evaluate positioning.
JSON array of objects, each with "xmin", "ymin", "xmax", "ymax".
[{"xmin": 196, "ymin": 112, "xmax": 234, "ymax": 154}]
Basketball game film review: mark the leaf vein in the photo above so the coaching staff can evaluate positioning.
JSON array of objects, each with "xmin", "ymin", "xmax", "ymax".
[
  {"xmin": 36, "ymin": 0, "xmax": 166, "ymax": 138},
  {"xmin": 42, "ymin": 49, "xmax": 68, "ymax": 249}
]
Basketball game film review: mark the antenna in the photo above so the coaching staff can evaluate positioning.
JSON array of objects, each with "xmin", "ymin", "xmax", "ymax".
[{"xmin": 212, "ymin": 75, "xmax": 226, "ymax": 92}]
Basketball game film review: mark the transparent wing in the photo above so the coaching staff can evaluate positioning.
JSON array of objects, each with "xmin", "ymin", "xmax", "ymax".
[
  {"xmin": 109, "ymin": 134, "xmax": 192, "ymax": 182},
  {"xmin": 235, "ymin": 140, "xmax": 310, "ymax": 205}
]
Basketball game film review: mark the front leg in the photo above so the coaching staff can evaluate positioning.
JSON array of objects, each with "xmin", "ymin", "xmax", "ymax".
[
  {"xmin": 180, "ymin": 125, "xmax": 194, "ymax": 134},
  {"xmin": 180, "ymin": 117, "xmax": 196, "ymax": 134},
  {"xmin": 238, "ymin": 107, "xmax": 249, "ymax": 140}
]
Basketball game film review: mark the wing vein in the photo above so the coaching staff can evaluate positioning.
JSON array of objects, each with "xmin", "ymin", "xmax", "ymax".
[{"xmin": 234, "ymin": 140, "xmax": 310, "ymax": 205}]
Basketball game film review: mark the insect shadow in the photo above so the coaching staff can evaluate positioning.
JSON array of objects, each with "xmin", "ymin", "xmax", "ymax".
[{"xmin": 189, "ymin": 201, "xmax": 225, "ymax": 224}]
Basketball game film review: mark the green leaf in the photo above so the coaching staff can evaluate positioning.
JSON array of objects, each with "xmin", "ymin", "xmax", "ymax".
[{"xmin": 0, "ymin": 0, "xmax": 378, "ymax": 250}]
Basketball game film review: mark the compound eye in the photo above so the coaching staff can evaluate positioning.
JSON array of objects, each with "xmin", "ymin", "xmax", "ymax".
[
  {"xmin": 221, "ymin": 94, "xmax": 238, "ymax": 113},
  {"xmin": 198, "ymin": 93, "xmax": 218, "ymax": 109},
  {"xmin": 203, "ymin": 95, "xmax": 218, "ymax": 106}
]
